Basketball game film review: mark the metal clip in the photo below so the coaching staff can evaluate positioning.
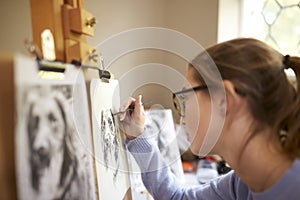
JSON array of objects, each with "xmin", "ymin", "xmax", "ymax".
[{"xmin": 86, "ymin": 17, "xmax": 96, "ymax": 28}]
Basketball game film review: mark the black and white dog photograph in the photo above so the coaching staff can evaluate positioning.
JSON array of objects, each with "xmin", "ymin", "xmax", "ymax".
[{"xmin": 17, "ymin": 85, "xmax": 95, "ymax": 200}]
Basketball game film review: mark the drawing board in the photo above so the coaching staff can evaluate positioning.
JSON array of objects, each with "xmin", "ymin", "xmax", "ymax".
[
  {"xmin": 90, "ymin": 79, "xmax": 131, "ymax": 200},
  {"xmin": 14, "ymin": 55, "xmax": 96, "ymax": 200}
]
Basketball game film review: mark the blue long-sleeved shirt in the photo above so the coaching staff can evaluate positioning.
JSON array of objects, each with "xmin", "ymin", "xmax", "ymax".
[{"xmin": 126, "ymin": 136, "xmax": 300, "ymax": 200}]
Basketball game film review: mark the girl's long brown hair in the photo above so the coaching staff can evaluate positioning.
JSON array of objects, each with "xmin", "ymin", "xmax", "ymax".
[{"xmin": 191, "ymin": 38, "xmax": 300, "ymax": 159}]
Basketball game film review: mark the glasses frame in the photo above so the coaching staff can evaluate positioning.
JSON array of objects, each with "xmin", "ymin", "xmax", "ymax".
[{"xmin": 172, "ymin": 85, "xmax": 208, "ymax": 117}]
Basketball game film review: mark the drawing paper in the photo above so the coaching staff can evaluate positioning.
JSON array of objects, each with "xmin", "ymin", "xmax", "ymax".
[{"xmin": 90, "ymin": 79, "xmax": 130, "ymax": 200}]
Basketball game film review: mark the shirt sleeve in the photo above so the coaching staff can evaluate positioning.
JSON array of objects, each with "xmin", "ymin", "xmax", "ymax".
[{"xmin": 125, "ymin": 135, "xmax": 241, "ymax": 200}]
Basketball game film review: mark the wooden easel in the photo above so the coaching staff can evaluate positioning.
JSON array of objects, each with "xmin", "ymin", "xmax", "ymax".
[
  {"xmin": 0, "ymin": 1, "xmax": 133, "ymax": 199},
  {"xmin": 0, "ymin": 54, "xmax": 17, "ymax": 200},
  {"xmin": 29, "ymin": 0, "xmax": 97, "ymax": 64}
]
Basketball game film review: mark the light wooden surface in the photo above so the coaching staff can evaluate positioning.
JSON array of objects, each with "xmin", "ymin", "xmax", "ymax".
[
  {"xmin": 29, "ymin": 0, "xmax": 65, "ymax": 61},
  {"xmin": 30, "ymin": 0, "xmax": 96, "ymax": 66}
]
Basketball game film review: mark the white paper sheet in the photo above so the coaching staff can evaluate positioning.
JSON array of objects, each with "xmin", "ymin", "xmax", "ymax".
[{"xmin": 90, "ymin": 79, "xmax": 130, "ymax": 200}]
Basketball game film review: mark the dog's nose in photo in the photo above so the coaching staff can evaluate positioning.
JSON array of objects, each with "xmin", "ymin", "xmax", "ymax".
[{"xmin": 33, "ymin": 147, "xmax": 50, "ymax": 170}]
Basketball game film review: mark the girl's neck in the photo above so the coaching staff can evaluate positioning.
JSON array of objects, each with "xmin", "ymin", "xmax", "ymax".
[{"xmin": 222, "ymin": 132, "xmax": 293, "ymax": 192}]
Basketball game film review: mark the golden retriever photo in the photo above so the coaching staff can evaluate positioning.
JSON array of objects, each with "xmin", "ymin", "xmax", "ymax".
[{"xmin": 19, "ymin": 85, "xmax": 94, "ymax": 200}]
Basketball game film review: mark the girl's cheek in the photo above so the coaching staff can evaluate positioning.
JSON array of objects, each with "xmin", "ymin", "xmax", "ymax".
[{"xmin": 185, "ymin": 97, "xmax": 200, "ymax": 142}]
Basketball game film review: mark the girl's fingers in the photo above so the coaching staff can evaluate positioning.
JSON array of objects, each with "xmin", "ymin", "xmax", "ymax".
[
  {"xmin": 119, "ymin": 97, "xmax": 135, "ymax": 121},
  {"xmin": 134, "ymin": 95, "xmax": 144, "ymax": 117}
]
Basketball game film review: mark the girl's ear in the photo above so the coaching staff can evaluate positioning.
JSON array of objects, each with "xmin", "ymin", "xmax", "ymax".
[{"xmin": 222, "ymin": 80, "xmax": 243, "ymax": 116}]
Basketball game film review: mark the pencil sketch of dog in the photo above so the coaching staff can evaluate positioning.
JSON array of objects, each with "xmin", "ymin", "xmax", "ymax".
[
  {"xmin": 25, "ymin": 87, "xmax": 91, "ymax": 200},
  {"xmin": 100, "ymin": 109, "xmax": 120, "ymax": 182}
]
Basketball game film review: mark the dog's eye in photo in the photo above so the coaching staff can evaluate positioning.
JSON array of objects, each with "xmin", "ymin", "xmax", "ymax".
[
  {"xmin": 48, "ymin": 111, "xmax": 63, "ymax": 134},
  {"xmin": 32, "ymin": 115, "xmax": 40, "ymax": 131},
  {"xmin": 48, "ymin": 112, "xmax": 57, "ymax": 123}
]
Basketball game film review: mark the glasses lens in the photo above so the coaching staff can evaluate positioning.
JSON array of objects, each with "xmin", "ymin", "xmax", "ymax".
[{"xmin": 173, "ymin": 94, "xmax": 185, "ymax": 117}]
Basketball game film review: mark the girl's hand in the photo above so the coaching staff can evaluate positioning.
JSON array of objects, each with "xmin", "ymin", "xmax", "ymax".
[{"xmin": 119, "ymin": 95, "xmax": 145, "ymax": 139}]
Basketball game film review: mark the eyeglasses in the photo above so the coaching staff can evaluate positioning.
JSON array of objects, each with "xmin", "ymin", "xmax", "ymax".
[{"xmin": 172, "ymin": 85, "xmax": 208, "ymax": 117}]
